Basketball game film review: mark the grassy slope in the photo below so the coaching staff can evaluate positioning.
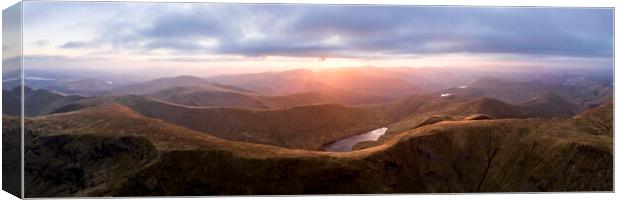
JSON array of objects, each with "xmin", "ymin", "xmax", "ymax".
[{"xmin": 18, "ymin": 102, "xmax": 613, "ymax": 196}]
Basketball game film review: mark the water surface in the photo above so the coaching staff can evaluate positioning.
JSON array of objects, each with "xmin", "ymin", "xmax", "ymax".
[{"xmin": 323, "ymin": 127, "xmax": 388, "ymax": 152}]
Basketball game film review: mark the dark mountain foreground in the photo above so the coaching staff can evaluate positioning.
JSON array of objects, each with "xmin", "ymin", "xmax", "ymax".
[{"xmin": 14, "ymin": 102, "xmax": 612, "ymax": 197}]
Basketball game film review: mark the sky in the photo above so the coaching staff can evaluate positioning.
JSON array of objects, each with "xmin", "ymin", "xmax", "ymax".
[
  {"xmin": 2, "ymin": 2, "xmax": 22, "ymax": 77},
  {"xmin": 16, "ymin": 2, "xmax": 614, "ymax": 77}
]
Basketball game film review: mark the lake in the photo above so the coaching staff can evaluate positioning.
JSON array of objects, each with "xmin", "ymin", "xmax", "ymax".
[{"xmin": 323, "ymin": 127, "xmax": 388, "ymax": 152}]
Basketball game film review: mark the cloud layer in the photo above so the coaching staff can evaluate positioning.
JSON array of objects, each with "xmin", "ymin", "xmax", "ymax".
[{"xmin": 27, "ymin": 3, "xmax": 611, "ymax": 59}]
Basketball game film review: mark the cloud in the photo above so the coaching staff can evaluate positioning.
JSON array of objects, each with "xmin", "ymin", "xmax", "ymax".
[
  {"xmin": 31, "ymin": 40, "xmax": 50, "ymax": 47},
  {"xmin": 60, "ymin": 41, "xmax": 100, "ymax": 48},
  {"xmin": 27, "ymin": 3, "xmax": 614, "ymax": 59}
]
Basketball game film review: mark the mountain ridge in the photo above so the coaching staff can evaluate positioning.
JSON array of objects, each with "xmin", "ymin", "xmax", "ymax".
[{"xmin": 15, "ymin": 102, "xmax": 612, "ymax": 196}]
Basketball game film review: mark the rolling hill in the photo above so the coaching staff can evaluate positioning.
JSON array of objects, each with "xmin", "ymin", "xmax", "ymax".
[
  {"xmin": 440, "ymin": 93, "xmax": 579, "ymax": 119},
  {"xmin": 147, "ymin": 86, "xmax": 270, "ymax": 108},
  {"xmin": 114, "ymin": 95, "xmax": 389, "ymax": 150},
  {"xmin": 442, "ymin": 76, "xmax": 612, "ymax": 108},
  {"xmin": 209, "ymin": 68, "xmax": 419, "ymax": 104},
  {"xmin": 4, "ymin": 77, "xmax": 115, "ymax": 96},
  {"xmin": 518, "ymin": 92, "xmax": 580, "ymax": 118},
  {"xmin": 440, "ymin": 98, "xmax": 523, "ymax": 118},
  {"xmin": 147, "ymin": 85, "xmax": 393, "ymax": 109},
  {"xmin": 381, "ymin": 92, "xmax": 586, "ymax": 137},
  {"xmin": 103, "ymin": 75, "xmax": 254, "ymax": 95},
  {"xmin": 147, "ymin": 86, "xmax": 347, "ymax": 109},
  {"xmin": 53, "ymin": 78, "xmax": 115, "ymax": 94}
]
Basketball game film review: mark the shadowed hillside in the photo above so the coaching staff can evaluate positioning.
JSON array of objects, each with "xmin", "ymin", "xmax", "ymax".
[
  {"xmin": 518, "ymin": 92, "xmax": 580, "ymax": 118},
  {"xmin": 2, "ymin": 86, "xmax": 86, "ymax": 116}
]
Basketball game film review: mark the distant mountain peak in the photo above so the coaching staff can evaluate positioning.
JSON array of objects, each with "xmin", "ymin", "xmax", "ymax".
[{"xmin": 155, "ymin": 75, "xmax": 206, "ymax": 82}]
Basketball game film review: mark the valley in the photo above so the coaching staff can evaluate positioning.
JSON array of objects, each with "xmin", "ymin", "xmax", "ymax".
[{"xmin": 1, "ymin": 67, "xmax": 614, "ymax": 196}]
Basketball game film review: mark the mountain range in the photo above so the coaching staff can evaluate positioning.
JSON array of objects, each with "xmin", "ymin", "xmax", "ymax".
[{"xmin": 1, "ymin": 67, "xmax": 613, "ymax": 196}]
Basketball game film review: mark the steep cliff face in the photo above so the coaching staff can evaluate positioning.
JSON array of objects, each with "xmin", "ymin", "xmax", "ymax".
[{"xmin": 17, "ymin": 103, "xmax": 612, "ymax": 196}]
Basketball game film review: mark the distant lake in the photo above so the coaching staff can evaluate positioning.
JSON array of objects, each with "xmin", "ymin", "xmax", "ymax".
[{"xmin": 323, "ymin": 127, "xmax": 388, "ymax": 152}]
